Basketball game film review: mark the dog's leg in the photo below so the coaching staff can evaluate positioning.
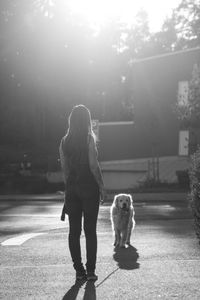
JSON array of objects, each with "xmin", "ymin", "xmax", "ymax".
[
  {"xmin": 126, "ymin": 228, "xmax": 132, "ymax": 246},
  {"xmin": 126, "ymin": 214, "xmax": 134, "ymax": 246},
  {"xmin": 114, "ymin": 232, "xmax": 118, "ymax": 246},
  {"xmin": 114, "ymin": 229, "xmax": 120, "ymax": 247},
  {"xmin": 120, "ymin": 230, "xmax": 127, "ymax": 248}
]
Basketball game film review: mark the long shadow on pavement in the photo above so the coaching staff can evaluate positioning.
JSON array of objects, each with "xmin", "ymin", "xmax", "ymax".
[
  {"xmin": 113, "ymin": 245, "xmax": 140, "ymax": 270},
  {"xmin": 83, "ymin": 281, "xmax": 96, "ymax": 300},
  {"xmin": 94, "ymin": 245, "xmax": 139, "ymax": 290},
  {"xmin": 62, "ymin": 279, "xmax": 96, "ymax": 300}
]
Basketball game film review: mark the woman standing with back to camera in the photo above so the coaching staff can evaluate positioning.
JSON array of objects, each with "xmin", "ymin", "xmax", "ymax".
[{"xmin": 59, "ymin": 104, "xmax": 105, "ymax": 281}]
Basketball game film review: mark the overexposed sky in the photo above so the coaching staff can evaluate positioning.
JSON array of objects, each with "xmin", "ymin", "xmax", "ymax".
[
  {"xmin": 69, "ymin": 0, "xmax": 182, "ymax": 32},
  {"xmin": 135, "ymin": 0, "xmax": 182, "ymax": 31}
]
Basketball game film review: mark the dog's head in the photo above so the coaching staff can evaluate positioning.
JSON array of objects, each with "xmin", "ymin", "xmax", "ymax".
[{"xmin": 114, "ymin": 194, "xmax": 133, "ymax": 211}]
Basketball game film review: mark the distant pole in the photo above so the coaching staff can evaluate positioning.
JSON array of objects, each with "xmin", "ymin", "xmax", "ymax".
[
  {"xmin": 102, "ymin": 92, "xmax": 106, "ymax": 120},
  {"xmin": 156, "ymin": 156, "xmax": 160, "ymax": 182},
  {"xmin": 152, "ymin": 156, "xmax": 156, "ymax": 183},
  {"xmin": 151, "ymin": 144, "xmax": 156, "ymax": 183},
  {"xmin": 147, "ymin": 160, "xmax": 151, "ymax": 182}
]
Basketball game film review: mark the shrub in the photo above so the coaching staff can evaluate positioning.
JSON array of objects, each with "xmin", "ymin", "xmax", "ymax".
[
  {"xmin": 0, "ymin": 174, "xmax": 65, "ymax": 194},
  {"xmin": 189, "ymin": 148, "xmax": 200, "ymax": 244},
  {"xmin": 176, "ymin": 170, "xmax": 190, "ymax": 188}
]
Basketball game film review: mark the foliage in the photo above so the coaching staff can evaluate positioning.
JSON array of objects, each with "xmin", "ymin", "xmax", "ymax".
[
  {"xmin": 147, "ymin": 0, "xmax": 200, "ymax": 52},
  {"xmin": 125, "ymin": 9, "xmax": 151, "ymax": 58},
  {"xmin": 189, "ymin": 147, "xmax": 200, "ymax": 243},
  {"xmin": 173, "ymin": 0, "xmax": 200, "ymax": 49},
  {"xmin": 189, "ymin": 64, "xmax": 200, "ymax": 124},
  {"xmin": 173, "ymin": 63, "xmax": 200, "ymax": 128},
  {"xmin": 145, "ymin": 14, "xmax": 178, "ymax": 56},
  {"xmin": 0, "ymin": 0, "xmax": 200, "ymax": 145}
]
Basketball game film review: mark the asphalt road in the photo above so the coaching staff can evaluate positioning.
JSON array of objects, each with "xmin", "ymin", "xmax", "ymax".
[
  {"xmin": 0, "ymin": 198, "xmax": 192, "ymax": 241},
  {"xmin": 1, "ymin": 197, "xmax": 199, "ymax": 300}
]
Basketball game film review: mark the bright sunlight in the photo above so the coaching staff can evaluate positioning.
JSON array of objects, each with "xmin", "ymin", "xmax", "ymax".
[
  {"xmin": 36, "ymin": 0, "xmax": 182, "ymax": 32},
  {"xmin": 70, "ymin": 0, "xmax": 182, "ymax": 31}
]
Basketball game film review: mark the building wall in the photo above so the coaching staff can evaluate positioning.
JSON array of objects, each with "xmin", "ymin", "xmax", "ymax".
[
  {"xmin": 98, "ymin": 47, "xmax": 200, "ymax": 162},
  {"xmin": 98, "ymin": 123, "xmax": 135, "ymax": 161}
]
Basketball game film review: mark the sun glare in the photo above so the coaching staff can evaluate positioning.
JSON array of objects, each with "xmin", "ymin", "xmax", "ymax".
[
  {"xmin": 35, "ymin": 0, "xmax": 181, "ymax": 32},
  {"xmin": 69, "ymin": 0, "xmax": 124, "ymax": 24},
  {"xmin": 68, "ymin": 0, "xmax": 182, "ymax": 31}
]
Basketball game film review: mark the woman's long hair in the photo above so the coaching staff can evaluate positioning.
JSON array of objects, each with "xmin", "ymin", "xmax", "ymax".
[{"xmin": 63, "ymin": 105, "xmax": 96, "ymax": 156}]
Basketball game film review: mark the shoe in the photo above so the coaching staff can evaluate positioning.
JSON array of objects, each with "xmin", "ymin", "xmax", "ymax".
[
  {"xmin": 76, "ymin": 269, "xmax": 87, "ymax": 280},
  {"xmin": 87, "ymin": 272, "xmax": 98, "ymax": 281}
]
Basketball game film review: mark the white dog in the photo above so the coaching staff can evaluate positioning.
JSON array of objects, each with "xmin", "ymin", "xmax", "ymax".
[{"xmin": 110, "ymin": 193, "xmax": 135, "ymax": 248}]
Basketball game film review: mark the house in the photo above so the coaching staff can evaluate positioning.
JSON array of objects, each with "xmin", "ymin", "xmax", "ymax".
[{"xmin": 98, "ymin": 47, "xmax": 200, "ymax": 189}]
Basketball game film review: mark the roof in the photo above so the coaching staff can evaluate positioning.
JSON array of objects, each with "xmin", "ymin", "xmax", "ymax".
[{"xmin": 133, "ymin": 47, "xmax": 200, "ymax": 64}]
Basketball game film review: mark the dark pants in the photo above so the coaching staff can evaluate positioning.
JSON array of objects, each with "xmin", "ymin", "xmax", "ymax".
[{"xmin": 67, "ymin": 183, "xmax": 100, "ymax": 272}]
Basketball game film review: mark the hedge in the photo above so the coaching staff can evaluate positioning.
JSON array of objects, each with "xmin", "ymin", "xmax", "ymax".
[{"xmin": 189, "ymin": 148, "xmax": 200, "ymax": 244}]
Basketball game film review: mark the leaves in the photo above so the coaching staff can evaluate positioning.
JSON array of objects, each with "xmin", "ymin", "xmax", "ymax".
[
  {"xmin": 0, "ymin": 0, "xmax": 200, "ymax": 144},
  {"xmin": 190, "ymin": 147, "xmax": 200, "ymax": 242},
  {"xmin": 173, "ymin": 0, "xmax": 200, "ymax": 48},
  {"xmin": 174, "ymin": 63, "xmax": 200, "ymax": 128}
]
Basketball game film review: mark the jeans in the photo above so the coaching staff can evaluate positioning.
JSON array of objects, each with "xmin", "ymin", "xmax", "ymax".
[{"xmin": 67, "ymin": 183, "xmax": 100, "ymax": 272}]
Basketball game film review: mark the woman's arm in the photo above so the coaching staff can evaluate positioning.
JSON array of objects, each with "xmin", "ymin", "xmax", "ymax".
[
  {"xmin": 88, "ymin": 136, "xmax": 104, "ymax": 190},
  {"xmin": 59, "ymin": 138, "xmax": 69, "ymax": 185}
]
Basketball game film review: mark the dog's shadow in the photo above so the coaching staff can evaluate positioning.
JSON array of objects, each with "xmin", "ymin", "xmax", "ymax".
[{"xmin": 113, "ymin": 245, "xmax": 140, "ymax": 270}]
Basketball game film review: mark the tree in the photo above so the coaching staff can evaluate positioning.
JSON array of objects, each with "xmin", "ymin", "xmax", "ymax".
[
  {"xmin": 145, "ymin": 0, "xmax": 200, "ymax": 54},
  {"xmin": 189, "ymin": 64, "xmax": 200, "ymax": 125},
  {"xmin": 147, "ymin": 14, "xmax": 178, "ymax": 55},
  {"xmin": 172, "ymin": 0, "xmax": 200, "ymax": 49},
  {"xmin": 173, "ymin": 64, "xmax": 200, "ymax": 155},
  {"xmin": 174, "ymin": 64, "xmax": 200, "ymax": 128},
  {"xmin": 125, "ymin": 9, "xmax": 151, "ymax": 59}
]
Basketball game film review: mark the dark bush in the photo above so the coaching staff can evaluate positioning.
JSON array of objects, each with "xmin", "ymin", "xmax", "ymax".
[
  {"xmin": 189, "ymin": 148, "xmax": 200, "ymax": 244},
  {"xmin": 176, "ymin": 170, "xmax": 190, "ymax": 188},
  {"xmin": 0, "ymin": 174, "xmax": 64, "ymax": 194}
]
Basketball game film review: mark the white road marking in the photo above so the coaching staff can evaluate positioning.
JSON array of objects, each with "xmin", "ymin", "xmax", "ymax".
[
  {"xmin": 1, "ymin": 232, "xmax": 46, "ymax": 246},
  {"xmin": 1, "ymin": 231, "xmax": 111, "ymax": 247}
]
